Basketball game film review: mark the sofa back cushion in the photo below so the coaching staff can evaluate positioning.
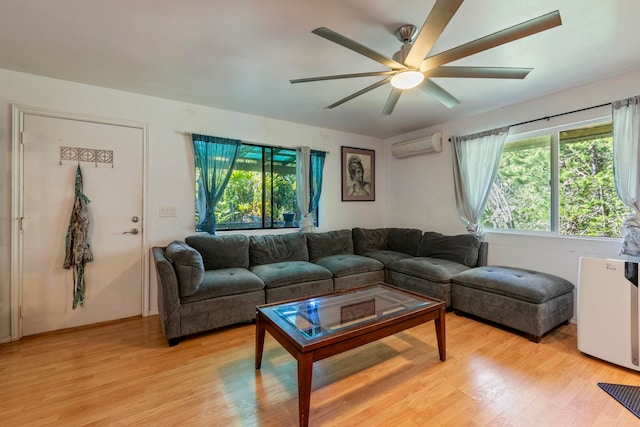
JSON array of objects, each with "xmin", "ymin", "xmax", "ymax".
[
  {"xmin": 164, "ymin": 240, "xmax": 204, "ymax": 297},
  {"xmin": 352, "ymin": 227, "xmax": 388, "ymax": 255},
  {"xmin": 417, "ymin": 232, "xmax": 481, "ymax": 267},
  {"xmin": 306, "ymin": 229, "xmax": 354, "ymax": 260},
  {"xmin": 249, "ymin": 233, "xmax": 309, "ymax": 265},
  {"xmin": 185, "ymin": 234, "xmax": 250, "ymax": 270},
  {"xmin": 386, "ymin": 228, "xmax": 423, "ymax": 256}
]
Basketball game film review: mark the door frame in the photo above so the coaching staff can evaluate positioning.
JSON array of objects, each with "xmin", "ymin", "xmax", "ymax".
[{"xmin": 10, "ymin": 104, "xmax": 150, "ymax": 341}]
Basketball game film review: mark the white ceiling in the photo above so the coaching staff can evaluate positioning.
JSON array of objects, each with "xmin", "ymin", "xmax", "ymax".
[{"xmin": 1, "ymin": 0, "xmax": 638, "ymax": 138}]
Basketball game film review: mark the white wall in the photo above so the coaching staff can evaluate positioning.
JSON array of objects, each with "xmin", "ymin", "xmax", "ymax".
[
  {"xmin": 384, "ymin": 67, "xmax": 640, "ymax": 294},
  {"xmin": 4, "ymin": 66, "xmax": 640, "ymax": 341},
  {"xmin": 0, "ymin": 69, "xmax": 385, "ymax": 342}
]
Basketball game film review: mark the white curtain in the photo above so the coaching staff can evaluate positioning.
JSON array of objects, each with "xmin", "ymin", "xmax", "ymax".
[
  {"xmin": 452, "ymin": 127, "xmax": 509, "ymax": 237},
  {"xmin": 613, "ymin": 95, "xmax": 640, "ymax": 257},
  {"xmin": 296, "ymin": 146, "xmax": 313, "ymax": 231}
]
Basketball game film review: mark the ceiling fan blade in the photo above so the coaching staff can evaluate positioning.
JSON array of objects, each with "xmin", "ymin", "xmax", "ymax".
[
  {"xmin": 312, "ymin": 27, "xmax": 406, "ymax": 70},
  {"xmin": 419, "ymin": 79, "xmax": 460, "ymax": 109},
  {"xmin": 428, "ymin": 66, "xmax": 532, "ymax": 79},
  {"xmin": 290, "ymin": 70, "xmax": 396, "ymax": 84},
  {"xmin": 420, "ymin": 10, "xmax": 562, "ymax": 71},
  {"xmin": 404, "ymin": 0, "xmax": 464, "ymax": 68},
  {"xmin": 382, "ymin": 88, "xmax": 403, "ymax": 116},
  {"xmin": 326, "ymin": 77, "xmax": 393, "ymax": 109}
]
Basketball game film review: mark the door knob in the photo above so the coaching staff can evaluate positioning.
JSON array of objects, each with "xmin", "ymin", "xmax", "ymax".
[{"xmin": 123, "ymin": 228, "xmax": 139, "ymax": 235}]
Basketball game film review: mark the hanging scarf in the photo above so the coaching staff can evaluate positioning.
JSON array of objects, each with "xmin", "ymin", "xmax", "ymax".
[{"xmin": 63, "ymin": 165, "xmax": 93, "ymax": 309}]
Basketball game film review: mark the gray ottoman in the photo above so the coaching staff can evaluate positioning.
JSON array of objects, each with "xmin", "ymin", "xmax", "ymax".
[{"xmin": 452, "ymin": 266, "xmax": 575, "ymax": 342}]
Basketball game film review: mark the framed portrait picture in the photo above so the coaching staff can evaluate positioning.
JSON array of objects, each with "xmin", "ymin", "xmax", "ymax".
[{"xmin": 341, "ymin": 146, "xmax": 375, "ymax": 201}]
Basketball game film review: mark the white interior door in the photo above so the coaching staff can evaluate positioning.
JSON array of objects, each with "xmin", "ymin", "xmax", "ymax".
[{"xmin": 19, "ymin": 111, "xmax": 145, "ymax": 336}]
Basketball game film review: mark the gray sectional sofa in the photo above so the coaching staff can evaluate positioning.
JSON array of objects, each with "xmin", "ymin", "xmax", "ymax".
[
  {"xmin": 353, "ymin": 228, "xmax": 487, "ymax": 304},
  {"xmin": 153, "ymin": 226, "xmax": 575, "ymax": 345},
  {"xmin": 152, "ymin": 227, "xmax": 488, "ymax": 345}
]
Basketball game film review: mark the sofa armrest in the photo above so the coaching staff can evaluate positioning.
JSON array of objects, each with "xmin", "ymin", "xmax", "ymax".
[
  {"xmin": 476, "ymin": 242, "xmax": 489, "ymax": 267},
  {"xmin": 151, "ymin": 247, "xmax": 182, "ymax": 344}
]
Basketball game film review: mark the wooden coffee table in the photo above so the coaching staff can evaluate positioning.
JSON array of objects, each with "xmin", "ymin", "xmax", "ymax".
[{"xmin": 255, "ymin": 282, "xmax": 446, "ymax": 426}]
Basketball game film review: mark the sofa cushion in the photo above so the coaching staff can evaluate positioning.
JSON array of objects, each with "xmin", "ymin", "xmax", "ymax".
[
  {"xmin": 362, "ymin": 250, "xmax": 413, "ymax": 267},
  {"xmin": 452, "ymin": 266, "xmax": 575, "ymax": 304},
  {"xmin": 352, "ymin": 227, "xmax": 388, "ymax": 255},
  {"xmin": 250, "ymin": 261, "xmax": 332, "ymax": 289},
  {"xmin": 165, "ymin": 241, "xmax": 205, "ymax": 297},
  {"xmin": 305, "ymin": 229, "xmax": 354, "ymax": 260},
  {"xmin": 313, "ymin": 254, "xmax": 383, "ymax": 278},
  {"xmin": 249, "ymin": 233, "xmax": 309, "ymax": 266},
  {"xmin": 417, "ymin": 232, "xmax": 481, "ymax": 267},
  {"xmin": 386, "ymin": 228, "xmax": 423, "ymax": 256},
  {"xmin": 388, "ymin": 257, "xmax": 471, "ymax": 283},
  {"xmin": 185, "ymin": 234, "xmax": 250, "ymax": 270},
  {"xmin": 180, "ymin": 267, "xmax": 264, "ymax": 303}
]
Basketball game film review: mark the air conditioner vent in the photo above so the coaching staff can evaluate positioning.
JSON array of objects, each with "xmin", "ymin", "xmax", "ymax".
[{"xmin": 391, "ymin": 132, "xmax": 442, "ymax": 158}]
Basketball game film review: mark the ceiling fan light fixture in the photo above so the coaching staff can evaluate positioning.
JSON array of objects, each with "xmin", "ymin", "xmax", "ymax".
[{"xmin": 390, "ymin": 70, "xmax": 424, "ymax": 89}]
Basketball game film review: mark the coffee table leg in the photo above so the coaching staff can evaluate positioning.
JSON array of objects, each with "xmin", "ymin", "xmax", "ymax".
[
  {"xmin": 297, "ymin": 352, "xmax": 313, "ymax": 427},
  {"xmin": 255, "ymin": 314, "xmax": 266, "ymax": 370},
  {"xmin": 435, "ymin": 306, "xmax": 446, "ymax": 361}
]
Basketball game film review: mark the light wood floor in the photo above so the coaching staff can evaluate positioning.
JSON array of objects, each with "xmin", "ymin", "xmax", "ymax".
[{"xmin": 1, "ymin": 313, "xmax": 639, "ymax": 427}]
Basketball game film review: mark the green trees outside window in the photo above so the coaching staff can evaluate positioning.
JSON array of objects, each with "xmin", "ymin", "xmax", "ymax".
[
  {"xmin": 485, "ymin": 135, "xmax": 552, "ymax": 231},
  {"xmin": 483, "ymin": 121, "xmax": 627, "ymax": 237},
  {"xmin": 213, "ymin": 144, "xmax": 299, "ymax": 230}
]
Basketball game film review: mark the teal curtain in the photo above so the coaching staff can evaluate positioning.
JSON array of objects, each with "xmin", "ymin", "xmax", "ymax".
[
  {"xmin": 297, "ymin": 148, "xmax": 326, "ymax": 231},
  {"xmin": 309, "ymin": 150, "xmax": 326, "ymax": 218},
  {"xmin": 296, "ymin": 146, "xmax": 311, "ymax": 228},
  {"xmin": 192, "ymin": 134, "xmax": 241, "ymax": 234}
]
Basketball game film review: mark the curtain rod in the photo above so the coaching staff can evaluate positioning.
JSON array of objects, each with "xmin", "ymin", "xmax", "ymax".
[
  {"xmin": 508, "ymin": 102, "xmax": 611, "ymax": 128},
  {"xmin": 183, "ymin": 131, "xmax": 329, "ymax": 154},
  {"xmin": 447, "ymin": 101, "xmax": 612, "ymax": 142}
]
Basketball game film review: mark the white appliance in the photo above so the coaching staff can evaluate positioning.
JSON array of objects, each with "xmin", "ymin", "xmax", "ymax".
[
  {"xmin": 391, "ymin": 132, "xmax": 442, "ymax": 158},
  {"xmin": 577, "ymin": 257, "xmax": 640, "ymax": 371}
]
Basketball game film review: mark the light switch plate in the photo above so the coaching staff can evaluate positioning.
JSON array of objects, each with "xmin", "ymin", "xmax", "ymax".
[{"xmin": 159, "ymin": 206, "xmax": 177, "ymax": 217}]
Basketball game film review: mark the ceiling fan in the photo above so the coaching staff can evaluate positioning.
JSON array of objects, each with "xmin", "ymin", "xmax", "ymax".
[{"xmin": 290, "ymin": 0, "xmax": 562, "ymax": 115}]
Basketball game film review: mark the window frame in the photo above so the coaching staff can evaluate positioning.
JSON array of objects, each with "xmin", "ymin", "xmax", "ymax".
[
  {"xmin": 484, "ymin": 115, "xmax": 623, "ymax": 238},
  {"xmin": 207, "ymin": 142, "xmax": 319, "ymax": 232}
]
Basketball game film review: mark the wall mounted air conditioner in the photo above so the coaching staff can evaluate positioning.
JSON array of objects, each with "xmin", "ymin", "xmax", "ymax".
[{"xmin": 391, "ymin": 132, "xmax": 442, "ymax": 158}]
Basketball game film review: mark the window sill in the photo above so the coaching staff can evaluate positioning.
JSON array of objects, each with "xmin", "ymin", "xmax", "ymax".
[{"xmin": 484, "ymin": 228, "xmax": 623, "ymax": 244}]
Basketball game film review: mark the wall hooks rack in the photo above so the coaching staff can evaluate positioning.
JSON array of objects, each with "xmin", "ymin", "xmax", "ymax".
[{"xmin": 59, "ymin": 146, "xmax": 114, "ymax": 167}]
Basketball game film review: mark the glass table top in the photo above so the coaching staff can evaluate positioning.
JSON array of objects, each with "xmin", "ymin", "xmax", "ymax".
[{"xmin": 266, "ymin": 284, "xmax": 434, "ymax": 339}]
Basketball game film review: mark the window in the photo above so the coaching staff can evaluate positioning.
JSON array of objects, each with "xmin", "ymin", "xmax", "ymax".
[
  {"xmin": 193, "ymin": 135, "xmax": 325, "ymax": 233},
  {"xmin": 483, "ymin": 119, "xmax": 627, "ymax": 237},
  {"xmin": 211, "ymin": 144, "xmax": 301, "ymax": 231}
]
